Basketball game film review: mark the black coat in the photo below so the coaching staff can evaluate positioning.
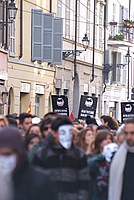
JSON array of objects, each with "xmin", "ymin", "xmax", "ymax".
[
  {"xmin": 32, "ymin": 142, "xmax": 90, "ymax": 200},
  {"xmin": 13, "ymin": 164, "xmax": 57, "ymax": 200}
]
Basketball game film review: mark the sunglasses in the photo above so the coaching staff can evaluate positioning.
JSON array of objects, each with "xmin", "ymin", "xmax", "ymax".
[{"xmin": 43, "ymin": 126, "xmax": 51, "ymax": 131}]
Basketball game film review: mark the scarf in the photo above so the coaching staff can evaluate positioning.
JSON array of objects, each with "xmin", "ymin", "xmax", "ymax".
[
  {"xmin": 108, "ymin": 141, "xmax": 134, "ymax": 200},
  {"xmin": 0, "ymin": 172, "xmax": 14, "ymax": 200}
]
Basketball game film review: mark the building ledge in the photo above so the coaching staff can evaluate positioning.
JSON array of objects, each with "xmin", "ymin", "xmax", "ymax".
[{"xmin": 107, "ymin": 39, "xmax": 134, "ymax": 47}]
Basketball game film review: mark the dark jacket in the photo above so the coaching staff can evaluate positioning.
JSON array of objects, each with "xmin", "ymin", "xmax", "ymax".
[
  {"xmin": 13, "ymin": 164, "xmax": 57, "ymax": 200},
  {"xmin": 87, "ymin": 154, "xmax": 109, "ymax": 200},
  {"xmin": 0, "ymin": 126, "xmax": 57, "ymax": 200},
  {"xmin": 28, "ymin": 134, "xmax": 54, "ymax": 162},
  {"xmin": 32, "ymin": 141, "xmax": 90, "ymax": 200}
]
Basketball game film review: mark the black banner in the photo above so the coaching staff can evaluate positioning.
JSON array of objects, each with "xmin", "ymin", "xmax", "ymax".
[
  {"xmin": 78, "ymin": 95, "xmax": 98, "ymax": 119},
  {"xmin": 51, "ymin": 95, "xmax": 69, "ymax": 116},
  {"xmin": 121, "ymin": 102, "xmax": 134, "ymax": 123}
]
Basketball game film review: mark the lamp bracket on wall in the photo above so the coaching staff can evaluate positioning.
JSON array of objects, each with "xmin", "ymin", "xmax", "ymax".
[
  {"xmin": 103, "ymin": 63, "xmax": 126, "ymax": 73},
  {"xmin": 62, "ymin": 50, "xmax": 86, "ymax": 59}
]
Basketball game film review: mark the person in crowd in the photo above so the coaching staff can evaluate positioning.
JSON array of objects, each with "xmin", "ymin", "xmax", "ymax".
[
  {"xmin": 0, "ymin": 126, "xmax": 57, "ymax": 200},
  {"xmin": 85, "ymin": 116, "xmax": 99, "ymax": 135},
  {"xmin": 100, "ymin": 115, "xmax": 119, "ymax": 130},
  {"xmin": 43, "ymin": 112, "xmax": 59, "ymax": 119},
  {"xmin": 108, "ymin": 118, "xmax": 134, "ymax": 200},
  {"xmin": 25, "ymin": 133, "xmax": 41, "ymax": 151},
  {"xmin": 32, "ymin": 116, "xmax": 90, "ymax": 200},
  {"xmin": 19, "ymin": 113, "xmax": 33, "ymax": 137},
  {"xmin": 96, "ymin": 125, "xmax": 110, "ymax": 132},
  {"xmin": 75, "ymin": 127, "xmax": 94, "ymax": 156},
  {"xmin": 6, "ymin": 114, "xmax": 20, "ymax": 128},
  {"xmin": 73, "ymin": 121, "xmax": 84, "ymax": 132},
  {"xmin": 116, "ymin": 124, "xmax": 125, "ymax": 146},
  {"xmin": 7, "ymin": 117, "xmax": 18, "ymax": 127},
  {"xmin": 26, "ymin": 124, "xmax": 42, "ymax": 138},
  {"xmin": 86, "ymin": 116, "xmax": 98, "ymax": 126},
  {"xmin": 40, "ymin": 117, "xmax": 54, "ymax": 138},
  {"xmin": 0, "ymin": 115, "xmax": 8, "ymax": 128},
  {"xmin": 92, "ymin": 130, "xmax": 114, "ymax": 155},
  {"xmin": 87, "ymin": 130, "xmax": 116, "ymax": 200},
  {"xmin": 32, "ymin": 116, "xmax": 41, "ymax": 125},
  {"xmin": 28, "ymin": 114, "xmax": 58, "ymax": 162}
]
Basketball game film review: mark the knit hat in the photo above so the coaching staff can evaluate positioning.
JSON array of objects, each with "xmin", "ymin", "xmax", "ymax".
[{"xmin": 0, "ymin": 126, "xmax": 24, "ymax": 155}]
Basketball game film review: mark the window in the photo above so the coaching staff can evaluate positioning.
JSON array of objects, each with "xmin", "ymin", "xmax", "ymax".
[
  {"xmin": 121, "ymin": 55, "xmax": 127, "ymax": 84},
  {"xmin": 57, "ymin": 0, "xmax": 62, "ymax": 17},
  {"xmin": 86, "ymin": 0, "xmax": 91, "ymax": 46},
  {"xmin": 56, "ymin": 88, "xmax": 60, "ymax": 95},
  {"xmin": 77, "ymin": 0, "xmax": 80, "ymax": 41},
  {"xmin": 65, "ymin": 0, "xmax": 70, "ymax": 38},
  {"xmin": 64, "ymin": 89, "xmax": 69, "ymax": 96},
  {"xmin": 35, "ymin": 94, "xmax": 40, "ymax": 116},
  {"xmin": 111, "ymin": 52, "xmax": 117, "ymax": 82},
  {"xmin": 99, "ymin": 4, "xmax": 103, "ymax": 49},
  {"xmin": 112, "ymin": 3, "xmax": 117, "ymax": 36},
  {"xmin": 84, "ymin": 92, "xmax": 88, "ymax": 96},
  {"xmin": 9, "ymin": 21, "xmax": 15, "ymax": 56},
  {"xmin": 95, "ymin": 2, "xmax": 98, "ymax": 48},
  {"xmin": 0, "ymin": 1, "xmax": 3, "ymax": 45}
]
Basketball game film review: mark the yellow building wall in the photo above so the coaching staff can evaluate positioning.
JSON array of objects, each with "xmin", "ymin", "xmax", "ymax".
[{"xmin": 7, "ymin": 0, "xmax": 56, "ymax": 117}]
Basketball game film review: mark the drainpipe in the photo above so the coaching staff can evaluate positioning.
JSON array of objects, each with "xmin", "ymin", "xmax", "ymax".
[
  {"xmin": 127, "ymin": 0, "xmax": 131, "ymax": 100},
  {"xmin": 50, "ymin": 0, "xmax": 52, "ymax": 13},
  {"xmin": 73, "ymin": 0, "xmax": 79, "ymax": 119},
  {"xmin": 2, "ymin": 1, "xmax": 4, "ymax": 47},
  {"xmin": 103, "ymin": 0, "xmax": 107, "ymax": 93},
  {"xmin": 5, "ymin": 0, "xmax": 8, "ymax": 50},
  {"xmin": 90, "ymin": 0, "xmax": 96, "ymax": 82},
  {"xmin": 19, "ymin": 0, "xmax": 23, "ymax": 59}
]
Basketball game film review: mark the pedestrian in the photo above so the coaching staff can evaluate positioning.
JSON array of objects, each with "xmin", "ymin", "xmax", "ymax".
[
  {"xmin": 32, "ymin": 116, "xmax": 90, "ymax": 200},
  {"xmin": 87, "ymin": 130, "xmax": 114, "ymax": 200},
  {"xmin": 19, "ymin": 113, "xmax": 32, "ymax": 137},
  {"xmin": 25, "ymin": 133, "xmax": 41, "ymax": 151},
  {"xmin": 108, "ymin": 118, "xmax": 134, "ymax": 200},
  {"xmin": 0, "ymin": 126, "xmax": 57, "ymax": 200}
]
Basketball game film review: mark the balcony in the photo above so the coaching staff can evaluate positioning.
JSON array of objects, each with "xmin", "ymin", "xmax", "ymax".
[{"xmin": 107, "ymin": 21, "xmax": 134, "ymax": 47}]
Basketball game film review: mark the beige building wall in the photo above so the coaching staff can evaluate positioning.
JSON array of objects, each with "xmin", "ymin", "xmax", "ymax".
[{"xmin": 7, "ymin": 0, "xmax": 56, "ymax": 117}]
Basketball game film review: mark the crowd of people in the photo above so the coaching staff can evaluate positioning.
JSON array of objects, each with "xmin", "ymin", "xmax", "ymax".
[{"xmin": 0, "ymin": 112, "xmax": 133, "ymax": 200}]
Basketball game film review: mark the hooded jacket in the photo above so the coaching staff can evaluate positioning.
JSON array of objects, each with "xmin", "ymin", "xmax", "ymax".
[{"xmin": 0, "ymin": 126, "xmax": 57, "ymax": 200}]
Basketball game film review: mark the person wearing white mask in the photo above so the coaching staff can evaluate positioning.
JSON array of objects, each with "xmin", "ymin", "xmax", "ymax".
[
  {"xmin": 32, "ymin": 116, "xmax": 90, "ymax": 200},
  {"xmin": 0, "ymin": 126, "xmax": 57, "ymax": 200}
]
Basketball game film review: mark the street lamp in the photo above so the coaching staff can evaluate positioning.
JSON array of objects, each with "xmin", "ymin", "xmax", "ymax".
[
  {"xmin": 62, "ymin": 33, "xmax": 89, "ymax": 59},
  {"xmin": 8, "ymin": 0, "xmax": 18, "ymax": 22},
  {"xmin": 0, "ymin": 0, "xmax": 17, "ymax": 29},
  {"xmin": 82, "ymin": 33, "xmax": 89, "ymax": 50},
  {"xmin": 125, "ymin": 48, "xmax": 131, "ymax": 100}
]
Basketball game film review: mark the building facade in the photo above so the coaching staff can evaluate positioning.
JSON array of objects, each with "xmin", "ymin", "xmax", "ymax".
[
  {"xmin": 102, "ymin": 0, "xmax": 134, "ymax": 121},
  {"xmin": 0, "ymin": 0, "xmax": 57, "ymax": 117},
  {"xmin": 56, "ymin": 0, "xmax": 105, "ymax": 118}
]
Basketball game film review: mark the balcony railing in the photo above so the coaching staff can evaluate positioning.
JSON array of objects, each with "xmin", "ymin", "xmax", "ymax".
[{"xmin": 108, "ymin": 22, "xmax": 134, "ymax": 45}]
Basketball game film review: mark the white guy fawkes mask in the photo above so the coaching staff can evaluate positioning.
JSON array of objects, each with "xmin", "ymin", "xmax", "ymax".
[{"xmin": 58, "ymin": 125, "xmax": 73, "ymax": 149}]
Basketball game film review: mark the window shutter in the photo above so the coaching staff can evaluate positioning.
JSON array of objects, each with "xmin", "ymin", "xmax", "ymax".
[
  {"xmin": 42, "ymin": 13, "xmax": 53, "ymax": 62},
  {"xmin": 105, "ymin": 50, "xmax": 109, "ymax": 64},
  {"xmin": 0, "ymin": 2, "xmax": 2, "ymax": 44},
  {"xmin": 104, "ymin": 50, "xmax": 110, "ymax": 82},
  {"xmin": 31, "ymin": 9, "xmax": 43, "ymax": 61},
  {"xmin": 122, "ymin": 56, "xmax": 127, "ymax": 84},
  {"xmin": 123, "ymin": 7, "xmax": 128, "ymax": 19},
  {"xmin": 52, "ymin": 17, "xmax": 63, "ymax": 65}
]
